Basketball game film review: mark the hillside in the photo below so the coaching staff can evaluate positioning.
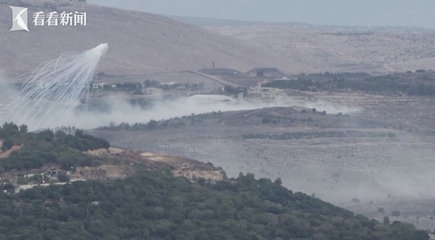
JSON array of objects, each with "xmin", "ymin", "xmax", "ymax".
[
  {"xmin": 0, "ymin": 123, "xmax": 430, "ymax": 239},
  {"xmin": 91, "ymin": 98, "xmax": 435, "ymax": 230},
  {"xmin": 205, "ymin": 24, "xmax": 435, "ymax": 74},
  {"xmin": 0, "ymin": 172, "xmax": 429, "ymax": 240},
  {"xmin": 165, "ymin": 15, "xmax": 435, "ymax": 33},
  {"xmin": 0, "ymin": 0, "xmax": 310, "ymax": 79},
  {"xmin": 0, "ymin": 123, "xmax": 224, "ymax": 184}
]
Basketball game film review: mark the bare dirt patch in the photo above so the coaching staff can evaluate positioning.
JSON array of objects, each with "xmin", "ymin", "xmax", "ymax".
[{"xmin": 0, "ymin": 145, "xmax": 22, "ymax": 158}]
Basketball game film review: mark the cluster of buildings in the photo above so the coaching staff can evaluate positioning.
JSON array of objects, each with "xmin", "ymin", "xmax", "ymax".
[
  {"xmin": 91, "ymin": 82, "xmax": 164, "ymax": 97},
  {"xmin": 1, "ymin": 167, "xmax": 78, "ymax": 193},
  {"xmin": 90, "ymin": 79, "xmax": 282, "ymax": 101},
  {"xmin": 91, "ymin": 83, "xmax": 117, "ymax": 89},
  {"xmin": 246, "ymin": 84, "xmax": 280, "ymax": 100},
  {"xmin": 143, "ymin": 87, "xmax": 164, "ymax": 96},
  {"xmin": 91, "ymin": 81, "xmax": 199, "ymax": 98},
  {"xmin": 1, "ymin": 164, "xmax": 130, "ymax": 194}
]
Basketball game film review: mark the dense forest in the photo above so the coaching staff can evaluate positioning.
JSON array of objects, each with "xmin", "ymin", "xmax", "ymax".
[
  {"xmin": 0, "ymin": 122, "xmax": 430, "ymax": 240},
  {"xmin": 0, "ymin": 123, "xmax": 111, "ymax": 173},
  {"xmin": 0, "ymin": 170, "xmax": 429, "ymax": 240}
]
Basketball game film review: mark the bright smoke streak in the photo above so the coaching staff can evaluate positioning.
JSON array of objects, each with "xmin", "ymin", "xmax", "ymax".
[{"xmin": 0, "ymin": 43, "xmax": 108, "ymax": 130}]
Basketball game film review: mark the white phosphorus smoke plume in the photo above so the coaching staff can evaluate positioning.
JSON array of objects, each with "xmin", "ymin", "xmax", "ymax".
[
  {"xmin": 0, "ymin": 44, "xmax": 108, "ymax": 130},
  {"xmin": 0, "ymin": 43, "xmax": 361, "ymax": 131}
]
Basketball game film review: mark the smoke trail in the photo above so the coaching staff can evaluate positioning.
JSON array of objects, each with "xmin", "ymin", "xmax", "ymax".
[{"xmin": 0, "ymin": 44, "xmax": 108, "ymax": 130}]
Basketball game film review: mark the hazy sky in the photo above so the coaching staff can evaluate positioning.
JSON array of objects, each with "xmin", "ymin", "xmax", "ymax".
[{"xmin": 87, "ymin": 0, "xmax": 435, "ymax": 29}]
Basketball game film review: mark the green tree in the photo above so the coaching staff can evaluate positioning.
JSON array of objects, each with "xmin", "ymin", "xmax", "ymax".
[
  {"xmin": 383, "ymin": 216, "xmax": 390, "ymax": 225},
  {"xmin": 19, "ymin": 125, "xmax": 28, "ymax": 134},
  {"xmin": 147, "ymin": 120, "xmax": 158, "ymax": 129},
  {"xmin": 1, "ymin": 139, "xmax": 14, "ymax": 151},
  {"xmin": 0, "ymin": 122, "xmax": 19, "ymax": 138},
  {"xmin": 57, "ymin": 173, "xmax": 70, "ymax": 183},
  {"xmin": 3, "ymin": 183, "xmax": 14, "ymax": 193},
  {"xmin": 274, "ymin": 177, "xmax": 282, "ymax": 186}
]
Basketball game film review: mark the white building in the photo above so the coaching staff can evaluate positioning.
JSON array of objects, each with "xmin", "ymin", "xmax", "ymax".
[
  {"xmin": 246, "ymin": 85, "xmax": 277, "ymax": 100},
  {"xmin": 161, "ymin": 81, "xmax": 177, "ymax": 86},
  {"xmin": 92, "ymin": 83, "xmax": 105, "ymax": 89},
  {"xmin": 144, "ymin": 87, "xmax": 164, "ymax": 96}
]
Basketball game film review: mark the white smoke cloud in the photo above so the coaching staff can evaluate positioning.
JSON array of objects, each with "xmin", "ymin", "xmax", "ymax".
[
  {"xmin": 0, "ymin": 43, "xmax": 361, "ymax": 131},
  {"xmin": 49, "ymin": 95, "xmax": 361, "ymax": 130},
  {"xmin": 0, "ymin": 44, "xmax": 108, "ymax": 130}
]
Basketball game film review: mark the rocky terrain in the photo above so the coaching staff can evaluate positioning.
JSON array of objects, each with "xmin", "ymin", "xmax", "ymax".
[{"xmin": 83, "ymin": 146, "xmax": 225, "ymax": 182}]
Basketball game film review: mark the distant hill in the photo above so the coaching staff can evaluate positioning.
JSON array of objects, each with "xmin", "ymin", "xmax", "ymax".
[
  {"xmin": 165, "ymin": 15, "xmax": 435, "ymax": 33},
  {"xmin": 159, "ymin": 15, "xmax": 435, "ymax": 74},
  {"xmin": 206, "ymin": 24, "xmax": 435, "ymax": 74},
  {"xmin": 0, "ymin": 0, "xmax": 310, "ymax": 79}
]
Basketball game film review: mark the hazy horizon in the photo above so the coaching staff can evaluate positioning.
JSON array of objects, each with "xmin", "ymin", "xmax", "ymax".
[{"xmin": 87, "ymin": 0, "xmax": 435, "ymax": 29}]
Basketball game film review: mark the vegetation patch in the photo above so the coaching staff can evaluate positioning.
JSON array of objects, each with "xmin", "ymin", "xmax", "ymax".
[{"xmin": 0, "ymin": 123, "xmax": 112, "ymax": 173}]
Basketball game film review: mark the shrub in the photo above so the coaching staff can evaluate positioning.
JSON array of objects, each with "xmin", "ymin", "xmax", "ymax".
[
  {"xmin": 3, "ymin": 183, "xmax": 14, "ymax": 193},
  {"xmin": 383, "ymin": 216, "xmax": 390, "ymax": 225},
  {"xmin": 1, "ymin": 139, "xmax": 14, "ymax": 151}
]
